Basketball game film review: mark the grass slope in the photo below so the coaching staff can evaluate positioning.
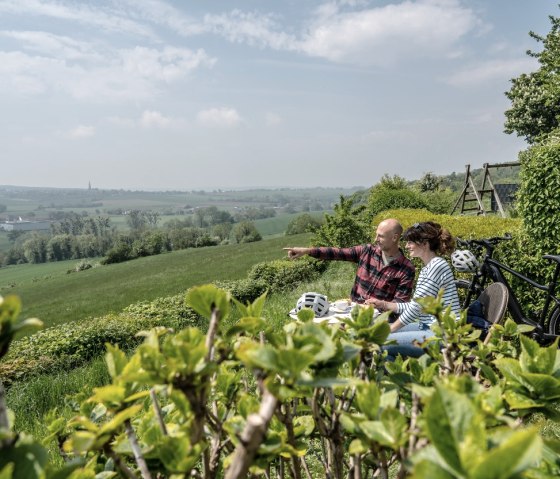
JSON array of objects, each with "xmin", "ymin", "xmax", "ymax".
[
  {"xmin": 0, "ymin": 233, "xmax": 312, "ymax": 328},
  {"xmin": 254, "ymin": 211, "xmax": 326, "ymax": 237}
]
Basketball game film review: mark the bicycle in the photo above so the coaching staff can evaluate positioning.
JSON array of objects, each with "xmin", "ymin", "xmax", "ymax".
[{"xmin": 451, "ymin": 234, "xmax": 560, "ymax": 344}]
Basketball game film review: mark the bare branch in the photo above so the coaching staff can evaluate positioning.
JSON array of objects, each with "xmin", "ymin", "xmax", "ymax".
[
  {"xmin": 125, "ymin": 419, "xmax": 152, "ymax": 479},
  {"xmin": 150, "ymin": 388, "xmax": 168, "ymax": 436},
  {"xmin": 225, "ymin": 388, "xmax": 278, "ymax": 479}
]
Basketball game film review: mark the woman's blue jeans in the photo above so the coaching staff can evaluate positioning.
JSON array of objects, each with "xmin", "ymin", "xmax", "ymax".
[{"xmin": 383, "ymin": 321, "xmax": 434, "ymax": 360}]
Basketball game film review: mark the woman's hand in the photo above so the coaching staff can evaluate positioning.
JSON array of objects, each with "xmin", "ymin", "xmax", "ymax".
[{"xmin": 366, "ymin": 298, "xmax": 393, "ymax": 312}]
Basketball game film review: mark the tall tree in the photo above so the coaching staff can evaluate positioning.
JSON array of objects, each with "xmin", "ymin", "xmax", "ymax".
[{"xmin": 504, "ymin": 10, "xmax": 560, "ymax": 143}]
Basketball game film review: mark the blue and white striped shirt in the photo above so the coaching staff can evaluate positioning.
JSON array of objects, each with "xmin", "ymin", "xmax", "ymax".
[{"xmin": 395, "ymin": 257, "xmax": 460, "ymax": 326}]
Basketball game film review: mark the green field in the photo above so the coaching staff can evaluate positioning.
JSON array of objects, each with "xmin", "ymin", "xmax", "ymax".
[
  {"xmin": 253, "ymin": 211, "xmax": 326, "ymax": 237},
  {"xmin": 0, "ymin": 233, "xmax": 312, "ymax": 328}
]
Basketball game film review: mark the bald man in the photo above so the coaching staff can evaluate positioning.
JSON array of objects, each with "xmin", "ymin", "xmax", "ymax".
[{"xmin": 284, "ymin": 219, "xmax": 415, "ymax": 306}]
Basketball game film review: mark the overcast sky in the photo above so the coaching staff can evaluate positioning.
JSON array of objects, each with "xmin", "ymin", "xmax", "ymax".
[{"xmin": 0, "ymin": 0, "xmax": 555, "ymax": 191}]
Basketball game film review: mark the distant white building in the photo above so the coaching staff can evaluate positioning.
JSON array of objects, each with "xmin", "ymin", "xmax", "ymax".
[{"xmin": 0, "ymin": 220, "xmax": 51, "ymax": 232}]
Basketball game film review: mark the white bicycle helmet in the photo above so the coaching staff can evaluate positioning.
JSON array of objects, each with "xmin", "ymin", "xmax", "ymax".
[
  {"xmin": 451, "ymin": 250, "xmax": 480, "ymax": 273},
  {"xmin": 294, "ymin": 292, "xmax": 330, "ymax": 318}
]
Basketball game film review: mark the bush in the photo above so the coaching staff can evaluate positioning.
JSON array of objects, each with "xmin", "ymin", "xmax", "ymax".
[
  {"xmin": 285, "ymin": 213, "xmax": 322, "ymax": 235},
  {"xmin": 101, "ymin": 239, "xmax": 134, "ymax": 264},
  {"xmin": 517, "ymin": 132, "xmax": 560, "ymax": 256},
  {"xmin": 312, "ymin": 195, "xmax": 369, "ymax": 247},
  {"xmin": 233, "ymin": 220, "xmax": 262, "ymax": 243},
  {"xmin": 372, "ymin": 209, "xmax": 521, "ymax": 241},
  {"xmin": 213, "ymin": 278, "xmax": 268, "ymax": 304},
  {"xmin": 0, "ymin": 294, "xmax": 204, "ymax": 386},
  {"xmin": 247, "ymin": 257, "xmax": 327, "ymax": 291}
]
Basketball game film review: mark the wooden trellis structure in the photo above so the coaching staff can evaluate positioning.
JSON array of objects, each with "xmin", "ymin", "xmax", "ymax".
[{"xmin": 451, "ymin": 161, "xmax": 520, "ymax": 217}]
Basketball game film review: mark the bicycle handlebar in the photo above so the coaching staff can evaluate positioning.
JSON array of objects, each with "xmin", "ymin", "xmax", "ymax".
[{"xmin": 456, "ymin": 233, "xmax": 512, "ymax": 250}]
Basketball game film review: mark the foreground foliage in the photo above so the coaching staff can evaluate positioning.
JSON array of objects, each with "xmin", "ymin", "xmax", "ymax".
[{"xmin": 1, "ymin": 288, "xmax": 560, "ymax": 478}]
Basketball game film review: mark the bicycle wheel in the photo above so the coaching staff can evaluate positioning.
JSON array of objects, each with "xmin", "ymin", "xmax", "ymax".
[{"xmin": 547, "ymin": 307, "xmax": 560, "ymax": 337}]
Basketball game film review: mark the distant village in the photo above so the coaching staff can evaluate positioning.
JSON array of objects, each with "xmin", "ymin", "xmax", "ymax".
[{"xmin": 0, "ymin": 217, "xmax": 50, "ymax": 232}]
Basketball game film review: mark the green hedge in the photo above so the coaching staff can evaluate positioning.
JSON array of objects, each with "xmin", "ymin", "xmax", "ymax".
[
  {"xmin": 247, "ymin": 257, "xmax": 327, "ymax": 291},
  {"xmin": 0, "ymin": 295, "xmax": 203, "ymax": 386},
  {"xmin": 372, "ymin": 209, "xmax": 522, "ymax": 240},
  {"xmin": 0, "ymin": 256, "xmax": 326, "ymax": 386}
]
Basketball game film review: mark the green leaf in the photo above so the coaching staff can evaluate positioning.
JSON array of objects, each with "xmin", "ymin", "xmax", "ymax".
[
  {"xmin": 104, "ymin": 344, "xmax": 128, "ymax": 379},
  {"xmin": 296, "ymin": 309, "xmax": 315, "ymax": 322},
  {"xmin": 424, "ymin": 384, "xmax": 478, "ymax": 477},
  {"xmin": 0, "ymin": 464, "xmax": 14, "ymax": 479},
  {"xmin": 88, "ymin": 385, "xmax": 126, "ymax": 407},
  {"xmin": 355, "ymin": 383, "xmax": 380, "ymax": 420},
  {"xmin": 503, "ymin": 390, "xmax": 545, "ymax": 410},
  {"xmin": 186, "ymin": 284, "xmax": 230, "ymax": 320},
  {"xmin": 380, "ymin": 408, "xmax": 408, "ymax": 448},
  {"xmin": 411, "ymin": 459, "xmax": 456, "ymax": 479},
  {"xmin": 359, "ymin": 420, "xmax": 395, "ymax": 448},
  {"xmin": 296, "ymin": 377, "xmax": 352, "ymax": 388},
  {"xmin": 44, "ymin": 459, "xmax": 87, "ymax": 479},
  {"xmin": 66, "ymin": 431, "xmax": 96, "ymax": 453},
  {"xmin": 348, "ymin": 438, "xmax": 368, "ymax": 455},
  {"xmin": 519, "ymin": 335, "xmax": 558, "ymax": 375},
  {"xmin": 339, "ymin": 339, "xmax": 362, "ymax": 362},
  {"xmin": 159, "ymin": 436, "xmax": 202, "ymax": 473},
  {"xmin": 0, "ymin": 441, "xmax": 48, "ymax": 479},
  {"xmin": 494, "ymin": 358, "xmax": 524, "ymax": 384},
  {"xmin": 293, "ymin": 415, "xmax": 315, "ymax": 437},
  {"xmin": 470, "ymin": 428, "xmax": 542, "ymax": 479},
  {"xmin": 226, "ymin": 316, "xmax": 266, "ymax": 337},
  {"xmin": 98, "ymin": 404, "xmax": 142, "ymax": 436}
]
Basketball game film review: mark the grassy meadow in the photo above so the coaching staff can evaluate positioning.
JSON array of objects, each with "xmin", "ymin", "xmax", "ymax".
[
  {"xmin": 0, "ymin": 233, "xmax": 312, "ymax": 328},
  {"xmin": 253, "ymin": 211, "xmax": 326, "ymax": 237}
]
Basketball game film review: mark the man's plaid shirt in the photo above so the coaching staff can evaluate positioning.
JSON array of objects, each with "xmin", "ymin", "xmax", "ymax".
[{"xmin": 309, "ymin": 244, "xmax": 415, "ymax": 303}]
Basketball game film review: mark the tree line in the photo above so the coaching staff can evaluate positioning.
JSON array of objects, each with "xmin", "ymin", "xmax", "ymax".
[{"xmin": 0, "ymin": 207, "xmax": 262, "ymax": 266}]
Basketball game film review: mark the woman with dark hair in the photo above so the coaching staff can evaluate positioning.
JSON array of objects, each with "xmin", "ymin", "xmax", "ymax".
[{"xmin": 369, "ymin": 221, "xmax": 460, "ymax": 358}]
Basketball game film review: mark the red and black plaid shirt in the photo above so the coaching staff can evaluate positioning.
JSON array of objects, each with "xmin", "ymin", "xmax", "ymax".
[{"xmin": 309, "ymin": 244, "xmax": 415, "ymax": 303}]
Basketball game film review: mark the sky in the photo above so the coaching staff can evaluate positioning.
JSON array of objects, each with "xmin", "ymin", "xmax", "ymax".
[{"xmin": 0, "ymin": 0, "xmax": 556, "ymax": 191}]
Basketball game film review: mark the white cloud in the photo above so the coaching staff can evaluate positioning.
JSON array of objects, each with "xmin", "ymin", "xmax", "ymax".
[
  {"xmin": 0, "ymin": 0, "xmax": 157, "ymax": 39},
  {"xmin": 299, "ymin": 0, "xmax": 481, "ymax": 66},
  {"xmin": 107, "ymin": 111, "xmax": 183, "ymax": 129},
  {"xmin": 67, "ymin": 125, "xmax": 95, "ymax": 138},
  {"xmin": 196, "ymin": 107, "xmax": 243, "ymax": 128},
  {"xmin": 1, "ymin": 30, "xmax": 102, "ymax": 61},
  {"xmin": 121, "ymin": 46, "xmax": 215, "ymax": 83},
  {"xmin": 443, "ymin": 57, "xmax": 538, "ymax": 87},
  {"xmin": 203, "ymin": 10, "xmax": 297, "ymax": 50},
  {"xmin": 139, "ymin": 110, "xmax": 171, "ymax": 128},
  {"xmin": 0, "ymin": 35, "xmax": 215, "ymax": 101}
]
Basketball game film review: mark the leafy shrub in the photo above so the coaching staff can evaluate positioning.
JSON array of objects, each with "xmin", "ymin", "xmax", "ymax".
[
  {"xmin": 285, "ymin": 213, "xmax": 322, "ymax": 235},
  {"xmin": 233, "ymin": 220, "xmax": 262, "ymax": 243},
  {"xmin": 123, "ymin": 294, "xmax": 202, "ymax": 326},
  {"xmin": 420, "ymin": 188, "xmax": 457, "ymax": 214},
  {"xmin": 213, "ymin": 278, "xmax": 267, "ymax": 304},
  {"xmin": 368, "ymin": 185, "xmax": 428, "ymax": 216},
  {"xmin": 0, "ymin": 294, "xmax": 203, "ymax": 386},
  {"xmin": 517, "ymin": 133, "xmax": 560, "ymax": 256},
  {"xmin": 313, "ymin": 195, "xmax": 369, "ymax": 247},
  {"xmin": 131, "ymin": 231, "xmax": 172, "ymax": 257},
  {"xmin": 373, "ymin": 209, "xmax": 521, "ymax": 241},
  {"xmin": 247, "ymin": 257, "xmax": 327, "ymax": 291},
  {"xmin": 101, "ymin": 238, "xmax": 134, "ymax": 264}
]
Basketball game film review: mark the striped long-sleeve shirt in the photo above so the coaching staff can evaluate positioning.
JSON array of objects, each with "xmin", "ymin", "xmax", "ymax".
[
  {"xmin": 308, "ymin": 244, "xmax": 415, "ymax": 303},
  {"xmin": 395, "ymin": 256, "xmax": 460, "ymax": 326}
]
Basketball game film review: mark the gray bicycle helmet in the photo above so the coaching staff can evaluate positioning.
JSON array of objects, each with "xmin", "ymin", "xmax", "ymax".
[
  {"xmin": 295, "ymin": 292, "xmax": 330, "ymax": 317},
  {"xmin": 451, "ymin": 249, "xmax": 480, "ymax": 273}
]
